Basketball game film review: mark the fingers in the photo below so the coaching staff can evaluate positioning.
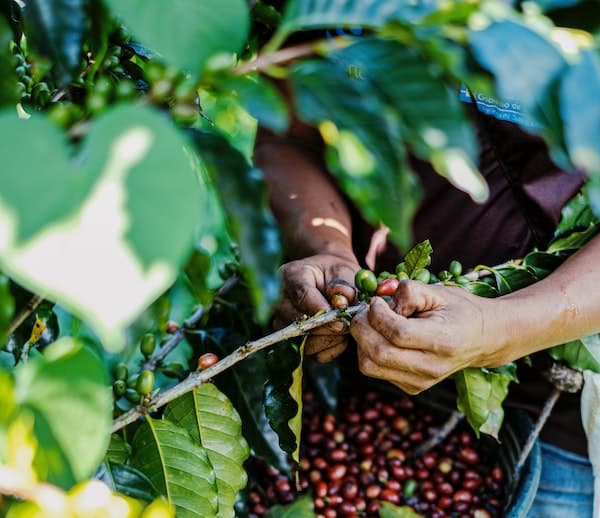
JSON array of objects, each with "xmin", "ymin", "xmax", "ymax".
[
  {"xmin": 314, "ymin": 341, "xmax": 347, "ymax": 363},
  {"xmin": 391, "ymin": 280, "xmax": 444, "ymax": 317},
  {"xmin": 325, "ymin": 278, "xmax": 357, "ymax": 303}
]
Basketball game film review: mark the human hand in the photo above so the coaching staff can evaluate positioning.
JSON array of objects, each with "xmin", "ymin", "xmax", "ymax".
[
  {"xmin": 273, "ymin": 253, "xmax": 360, "ymax": 362},
  {"xmin": 350, "ymin": 280, "xmax": 507, "ymax": 394}
]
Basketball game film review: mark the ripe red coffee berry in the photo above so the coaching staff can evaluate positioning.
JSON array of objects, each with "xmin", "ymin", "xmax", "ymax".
[
  {"xmin": 376, "ymin": 277, "xmax": 400, "ymax": 296},
  {"xmin": 165, "ymin": 320, "xmax": 180, "ymax": 333},
  {"xmin": 197, "ymin": 352, "xmax": 219, "ymax": 370}
]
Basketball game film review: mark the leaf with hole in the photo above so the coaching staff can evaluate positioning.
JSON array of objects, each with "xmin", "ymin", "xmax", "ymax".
[{"xmin": 163, "ymin": 383, "xmax": 249, "ymax": 518}]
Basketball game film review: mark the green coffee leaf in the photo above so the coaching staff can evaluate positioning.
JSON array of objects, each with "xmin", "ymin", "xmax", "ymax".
[
  {"xmin": 462, "ymin": 281, "xmax": 498, "ymax": 298},
  {"xmin": 403, "ymin": 240, "xmax": 433, "ymax": 279},
  {"xmin": 265, "ymin": 494, "xmax": 315, "ymax": 518},
  {"xmin": 550, "ymin": 334, "xmax": 600, "ymax": 372},
  {"xmin": 218, "ymin": 75, "xmax": 289, "ymax": 134},
  {"xmin": 0, "ymin": 274, "xmax": 14, "ymax": 339},
  {"xmin": 522, "ymin": 251, "xmax": 568, "ymax": 278},
  {"xmin": 491, "ymin": 265, "xmax": 537, "ymax": 295},
  {"xmin": 104, "ymin": 0, "xmax": 249, "ymax": 76},
  {"xmin": 452, "ymin": 367, "xmax": 514, "ymax": 438},
  {"xmin": 560, "ymin": 50, "xmax": 600, "ymax": 177},
  {"xmin": 163, "ymin": 384, "xmax": 250, "ymax": 518},
  {"xmin": 274, "ymin": 0, "xmax": 440, "ymax": 47},
  {"xmin": 189, "ymin": 130, "xmax": 281, "ymax": 324},
  {"xmin": 106, "ymin": 434, "xmax": 131, "ymax": 465},
  {"xmin": 264, "ymin": 340, "xmax": 305, "ymax": 463},
  {"xmin": 130, "ymin": 417, "xmax": 218, "ymax": 517},
  {"xmin": 0, "ymin": 105, "xmax": 206, "ymax": 350},
  {"xmin": 379, "ymin": 502, "xmax": 423, "ymax": 518},
  {"xmin": 106, "ymin": 462, "xmax": 159, "ymax": 502},
  {"xmin": 15, "ymin": 338, "xmax": 112, "ymax": 488}
]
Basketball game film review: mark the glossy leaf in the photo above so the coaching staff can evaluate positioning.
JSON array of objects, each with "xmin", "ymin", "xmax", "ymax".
[
  {"xmin": 0, "ymin": 105, "xmax": 205, "ymax": 349},
  {"xmin": 379, "ymin": 502, "xmax": 422, "ymax": 518},
  {"xmin": 522, "ymin": 250, "xmax": 568, "ymax": 278},
  {"xmin": 22, "ymin": 0, "xmax": 87, "ymax": 85},
  {"xmin": 106, "ymin": 434, "xmax": 131, "ymax": 465},
  {"xmin": 219, "ymin": 75, "xmax": 290, "ymax": 134},
  {"xmin": 453, "ymin": 367, "xmax": 514, "ymax": 438},
  {"xmin": 0, "ymin": 274, "xmax": 14, "ymax": 339},
  {"xmin": 189, "ymin": 129, "xmax": 281, "ymax": 323},
  {"xmin": 163, "ymin": 384, "xmax": 250, "ymax": 518},
  {"xmin": 560, "ymin": 50, "xmax": 600, "ymax": 177},
  {"xmin": 550, "ymin": 334, "xmax": 600, "ymax": 372},
  {"xmin": 264, "ymin": 341, "xmax": 304, "ymax": 462},
  {"xmin": 0, "ymin": 17, "xmax": 18, "ymax": 106},
  {"xmin": 15, "ymin": 338, "xmax": 112, "ymax": 488},
  {"xmin": 462, "ymin": 280, "xmax": 498, "ymax": 298},
  {"xmin": 274, "ymin": 0, "xmax": 440, "ymax": 46},
  {"xmin": 109, "ymin": 462, "xmax": 159, "ymax": 502},
  {"xmin": 470, "ymin": 20, "xmax": 566, "ymax": 119},
  {"xmin": 403, "ymin": 240, "xmax": 433, "ymax": 279},
  {"xmin": 130, "ymin": 417, "xmax": 218, "ymax": 517},
  {"xmin": 104, "ymin": 0, "xmax": 249, "ymax": 76},
  {"xmin": 491, "ymin": 265, "xmax": 537, "ymax": 295},
  {"xmin": 264, "ymin": 494, "xmax": 315, "ymax": 518}
]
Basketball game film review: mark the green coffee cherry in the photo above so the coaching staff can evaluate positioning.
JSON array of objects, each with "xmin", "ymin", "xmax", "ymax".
[
  {"xmin": 136, "ymin": 369, "xmax": 154, "ymax": 396},
  {"xmin": 113, "ymin": 362, "xmax": 128, "ymax": 381},
  {"xmin": 94, "ymin": 76, "xmax": 113, "ymax": 98},
  {"xmin": 113, "ymin": 380, "xmax": 126, "ymax": 397},
  {"xmin": 449, "ymin": 260, "xmax": 463, "ymax": 277},
  {"xmin": 86, "ymin": 92, "xmax": 106, "ymax": 114},
  {"xmin": 414, "ymin": 269, "xmax": 431, "ymax": 284},
  {"xmin": 125, "ymin": 388, "xmax": 141, "ymax": 404},
  {"xmin": 115, "ymin": 80, "xmax": 136, "ymax": 100},
  {"xmin": 438, "ymin": 270, "xmax": 451, "ymax": 282},
  {"xmin": 140, "ymin": 333, "xmax": 156, "ymax": 357},
  {"xmin": 395, "ymin": 262, "xmax": 406, "ymax": 275},
  {"xmin": 403, "ymin": 478, "xmax": 417, "ymax": 497},
  {"xmin": 355, "ymin": 269, "xmax": 377, "ymax": 294},
  {"xmin": 397, "ymin": 271, "xmax": 409, "ymax": 281}
]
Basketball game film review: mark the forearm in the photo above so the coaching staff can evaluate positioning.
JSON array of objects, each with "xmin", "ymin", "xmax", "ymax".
[
  {"xmin": 254, "ymin": 136, "xmax": 356, "ymax": 261},
  {"xmin": 488, "ymin": 234, "xmax": 600, "ymax": 364}
]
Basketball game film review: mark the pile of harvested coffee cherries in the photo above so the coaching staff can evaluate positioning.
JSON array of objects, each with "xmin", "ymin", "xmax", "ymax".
[{"xmin": 246, "ymin": 390, "xmax": 506, "ymax": 517}]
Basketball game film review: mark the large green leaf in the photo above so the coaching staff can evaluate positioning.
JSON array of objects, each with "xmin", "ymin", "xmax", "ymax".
[
  {"xmin": 0, "ymin": 17, "xmax": 18, "ymax": 107},
  {"xmin": 0, "ymin": 105, "xmax": 206, "ymax": 349},
  {"xmin": 264, "ymin": 494, "xmax": 315, "ymax": 518},
  {"xmin": 452, "ymin": 366, "xmax": 515, "ymax": 438},
  {"xmin": 264, "ymin": 340, "xmax": 304, "ymax": 462},
  {"xmin": 163, "ymin": 384, "xmax": 250, "ymax": 518},
  {"xmin": 470, "ymin": 20, "xmax": 566, "ymax": 118},
  {"xmin": 22, "ymin": 0, "xmax": 87, "ymax": 85},
  {"xmin": 291, "ymin": 37, "xmax": 482, "ymax": 248},
  {"xmin": 108, "ymin": 462, "xmax": 159, "ymax": 502},
  {"xmin": 189, "ymin": 130, "xmax": 281, "ymax": 323},
  {"xmin": 273, "ymin": 0, "xmax": 441, "ymax": 47},
  {"xmin": 130, "ymin": 417, "xmax": 218, "ymax": 517},
  {"xmin": 550, "ymin": 334, "xmax": 600, "ymax": 372},
  {"xmin": 15, "ymin": 338, "xmax": 111, "ymax": 488},
  {"xmin": 104, "ymin": 0, "xmax": 249, "ymax": 76},
  {"xmin": 560, "ymin": 49, "xmax": 600, "ymax": 178},
  {"xmin": 379, "ymin": 502, "xmax": 422, "ymax": 518}
]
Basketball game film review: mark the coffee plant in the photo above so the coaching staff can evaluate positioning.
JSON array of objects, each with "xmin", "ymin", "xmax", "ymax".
[{"xmin": 1, "ymin": 0, "xmax": 600, "ymax": 517}]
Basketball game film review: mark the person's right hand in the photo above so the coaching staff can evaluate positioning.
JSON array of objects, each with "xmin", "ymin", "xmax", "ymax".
[{"xmin": 273, "ymin": 253, "xmax": 360, "ymax": 363}]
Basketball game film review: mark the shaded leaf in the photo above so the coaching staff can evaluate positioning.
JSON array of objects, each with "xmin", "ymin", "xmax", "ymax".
[
  {"xmin": 219, "ymin": 74, "xmax": 289, "ymax": 134},
  {"xmin": 0, "ymin": 105, "xmax": 205, "ymax": 349},
  {"xmin": 462, "ymin": 280, "xmax": 498, "ymax": 298},
  {"xmin": 265, "ymin": 493, "xmax": 315, "ymax": 518},
  {"xmin": 0, "ymin": 274, "xmax": 14, "ymax": 339},
  {"xmin": 274, "ymin": 0, "xmax": 440, "ymax": 47},
  {"xmin": 189, "ymin": 129, "xmax": 281, "ymax": 324},
  {"xmin": 106, "ymin": 434, "xmax": 131, "ymax": 465},
  {"xmin": 522, "ymin": 250, "xmax": 568, "ymax": 278},
  {"xmin": 130, "ymin": 417, "xmax": 218, "ymax": 517},
  {"xmin": 403, "ymin": 240, "xmax": 433, "ymax": 278},
  {"xmin": 453, "ymin": 367, "xmax": 514, "ymax": 438},
  {"xmin": 109, "ymin": 462, "xmax": 159, "ymax": 502},
  {"xmin": 546, "ymin": 220, "xmax": 600, "ymax": 251},
  {"xmin": 104, "ymin": 0, "xmax": 249, "ymax": 76},
  {"xmin": 163, "ymin": 384, "xmax": 250, "ymax": 518},
  {"xmin": 22, "ymin": 0, "xmax": 87, "ymax": 85},
  {"xmin": 550, "ymin": 334, "xmax": 600, "ymax": 372},
  {"xmin": 379, "ymin": 502, "xmax": 423, "ymax": 517},
  {"xmin": 491, "ymin": 265, "xmax": 537, "ymax": 295},
  {"xmin": 560, "ymin": 49, "xmax": 600, "ymax": 177},
  {"xmin": 15, "ymin": 338, "xmax": 112, "ymax": 488},
  {"xmin": 264, "ymin": 341, "xmax": 304, "ymax": 462}
]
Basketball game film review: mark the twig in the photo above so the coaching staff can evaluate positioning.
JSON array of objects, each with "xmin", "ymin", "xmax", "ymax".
[
  {"xmin": 412, "ymin": 410, "xmax": 464, "ymax": 458},
  {"xmin": 5, "ymin": 295, "xmax": 43, "ymax": 338},
  {"xmin": 140, "ymin": 275, "xmax": 239, "ymax": 371},
  {"xmin": 513, "ymin": 387, "xmax": 561, "ymax": 479},
  {"xmin": 234, "ymin": 38, "xmax": 344, "ymax": 76},
  {"xmin": 111, "ymin": 303, "xmax": 366, "ymax": 432}
]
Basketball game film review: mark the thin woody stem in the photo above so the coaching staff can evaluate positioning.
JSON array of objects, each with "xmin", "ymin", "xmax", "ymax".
[
  {"xmin": 5, "ymin": 295, "xmax": 44, "ymax": 338},
  {"xmin": 111, "ymin": 303, "xmax": 365, "ymax": 432}
]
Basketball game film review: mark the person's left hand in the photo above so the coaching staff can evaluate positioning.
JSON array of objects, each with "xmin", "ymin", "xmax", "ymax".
[{"xmin": 349, "ymin": 280, "xmax": 510, "ymax": 394}]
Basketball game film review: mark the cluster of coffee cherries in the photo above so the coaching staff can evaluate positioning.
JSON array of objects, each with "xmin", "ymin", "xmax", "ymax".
[{"xmin": 246, "ymin": 391, "xmax": 506, "ymax": 517}]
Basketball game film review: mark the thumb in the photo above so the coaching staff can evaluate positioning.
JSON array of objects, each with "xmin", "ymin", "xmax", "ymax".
[
  {"xmin": 325, "ymin": 278, "xmax": 358, "ymax": 304},
  {"xmin": 391, "ymin": 280, "xmax": 443, "ymax": 317}
]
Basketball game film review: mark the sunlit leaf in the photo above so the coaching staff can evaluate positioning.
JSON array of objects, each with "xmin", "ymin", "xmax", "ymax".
[
  {"xmin": 264, "ymin": 493, "xmax": 315, "ymax": 518},
  {"xmin": 379, "ymin": 502, "xmax": 423, "ymax": 517},
  {"xmin": 130, "ymin": 417, "xmax": 218, "ymax": 517},
  {"xmin": 403, "ymin": 240, "xmax": 433, "ymax": 278},
  {"xmin": 104, "ymin": 0, "xmax": 249, "ymax": 76},
  {"xmin": 15, "ymin": 338, "xmax": 112, "ymax": 488},
  {"xmin": 164, "ymin": 384, "xmax": 249, "ymax": 518},
  {"xmin": 550, "ymin": 334, "xmax": 600, "ymax": 372}
]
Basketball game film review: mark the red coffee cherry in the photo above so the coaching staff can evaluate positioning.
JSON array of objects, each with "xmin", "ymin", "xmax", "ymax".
[{"xmin": 197, "ymin": 352, "xmax": 219, "ymax": 370}]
